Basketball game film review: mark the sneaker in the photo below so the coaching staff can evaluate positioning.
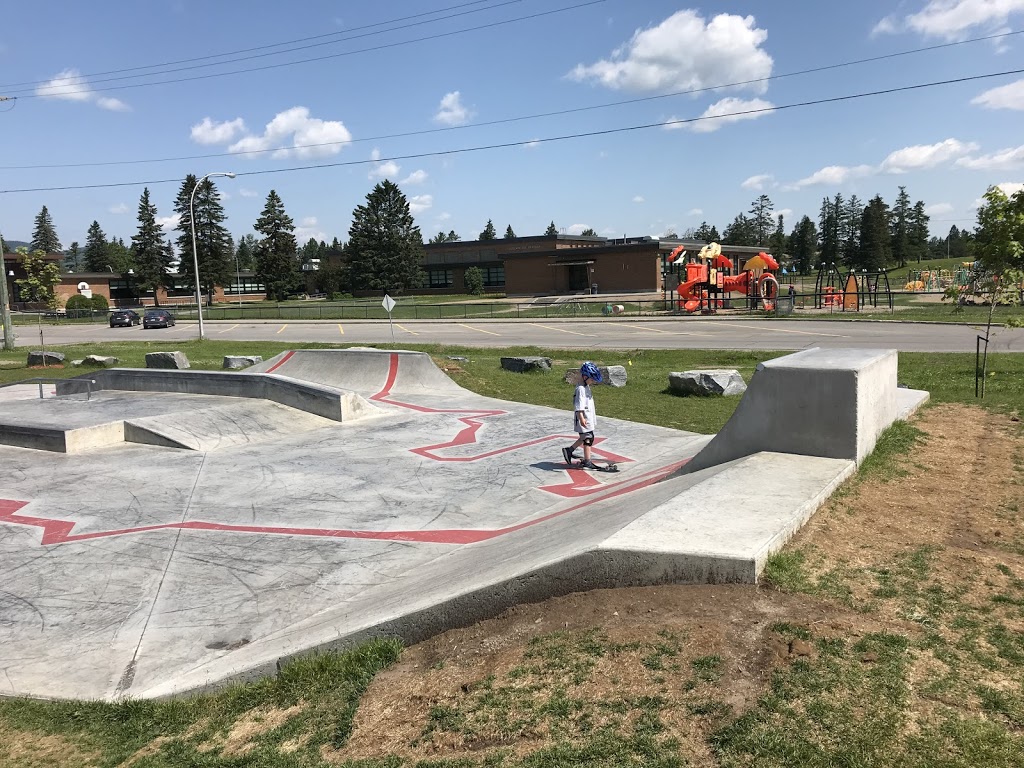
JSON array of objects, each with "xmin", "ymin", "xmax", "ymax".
[
  {"xmin": 562, "ymin": 446, "xmax": 574, "ymax": 466},
  {"xmin": 580, "ymin": 460, "xmax": 598, "ymax": 470}
]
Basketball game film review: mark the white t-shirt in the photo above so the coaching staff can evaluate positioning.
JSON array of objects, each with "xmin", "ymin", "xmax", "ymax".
[{"xmin": 573, "ymin": 383, "xmax": 596, "ymax": 433}]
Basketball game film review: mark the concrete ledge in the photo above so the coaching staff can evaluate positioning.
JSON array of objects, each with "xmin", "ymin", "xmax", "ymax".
[
  {"xmin": 61, "ymin": 369, "xmax": 378, "ymax": 423},
  {"xmin": 0, "ymin": 421, "xmax": 125, "ymax": 453}
]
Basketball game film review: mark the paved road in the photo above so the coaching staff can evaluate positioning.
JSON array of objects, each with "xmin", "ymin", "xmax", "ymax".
[{"xmin": 17, "ymin": 317, "xmax": 1024, "ymax": 352}]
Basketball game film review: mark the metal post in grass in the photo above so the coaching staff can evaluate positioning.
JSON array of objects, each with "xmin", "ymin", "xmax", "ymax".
[{"xmin": 0, "ymin": 233, "xmax": 14, "ymax": 350}]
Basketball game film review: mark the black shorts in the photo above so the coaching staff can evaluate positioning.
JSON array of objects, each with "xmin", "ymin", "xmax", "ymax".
[{"xmin": 577, "ymin": 431, "xmax": 595, "ymax": 446}]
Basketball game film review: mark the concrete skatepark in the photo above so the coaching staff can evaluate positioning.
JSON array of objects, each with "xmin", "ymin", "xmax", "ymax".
[{"xmin": 0, "ymin": 347, "xmax": 927, "ymax": 702}]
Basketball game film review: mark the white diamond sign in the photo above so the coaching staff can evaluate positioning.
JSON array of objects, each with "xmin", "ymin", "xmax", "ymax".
[{"xmin": 382, "ymin": 294, "xmax": 396, "ymax": 313}]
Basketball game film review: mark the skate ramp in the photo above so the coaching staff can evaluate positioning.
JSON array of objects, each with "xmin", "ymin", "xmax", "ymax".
[{"xmin": 683, "ymin": 348, "xmax": 929, "ymax": 474}]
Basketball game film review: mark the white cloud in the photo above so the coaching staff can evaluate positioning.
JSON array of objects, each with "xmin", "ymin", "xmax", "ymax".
[
  {"xmin": 35, "ymin": 68, "xmax": 130, "ymax": 111},
  {"xmin": 301, "ymin": 216, "xmax": 318, "ymax": 227},
  {"xmin": 191, "ymin": 117, "xmax": 246, "ymax": 145},
  {"xmin": 665, "ymin": 97, "xmax": 775, "ymax": 133},
  {"xmin": 434, "ymin": 91, "xmax": 473, "ymax": 126},
  {"xmin": 295, "ymin": 217, "xmax": 328, "ymax": 244},
  {"xmin": 874, "ymin": 0, "xmax": 1024, "ymax": 39},
  {"xmin": 741, "ymin": 174, "xmax": 773, "ymax": 191},
  {"xmin": 926, "ymin": 202, "xmax": 955, "ymax": 216},
  {"xmin": 239, "ymin": 188, "xmax": 259, "ymax": 198},
  {"xmin": 156, "ymin": 214, "xmax": 180, "ymax": 233},
  {"xmin": 687, "ymin": 208, "xmax": 703, "ymax": 216},
  {"xmin": 227, "ymin": 106, "xmax": 351, "ymax": 159},
  {"xmin": 632, "ymin": 195, "xmax": 645, "ymax": 203},
  {"xmin": 368, "ymin": 147, "xmax": 400, "ymax": 179},
  {"xmin": 566, "ymin": 224, "xmax": 592, "ymax": 235},
  {"xmin": 879, "ymin": 138, "xmax": 979, "ymax": 173},
  {"xmin": 792, "ymin": 164, "xmax": 874, "ymax": 188},
  {"xmin": 957, "ymin": 144, "xmax": 1024, "ymax": 170},
  {"xmin": 776, "ymin": 208, "xmax": 794, "ymax": 219},
  {"xmin": 108, "ymin": 203, "xmax": 129, "ymax": 214},
  {"xmin": 972, "ymin": 78, "xmax": 1024, "ymax": 110},
  {"xmin": 436, "ymin": 212, "xmax": 452, "ymax": 222},
  {"xmin": 568, "ymin": 10, "xmax": 772, "ymax": 94},
  {"xmin": 400, "ymin": 169, "xmax": 428, "ymax": 185},
  {"xmin": 409, "ymin": 194, "xmax": 433, "ymax": 214}
]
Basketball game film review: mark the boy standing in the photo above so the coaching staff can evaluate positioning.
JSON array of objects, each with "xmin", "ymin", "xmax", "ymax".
[{"xmin": 562, "ymin": 361, "xmax": 602, "ymax": 469}]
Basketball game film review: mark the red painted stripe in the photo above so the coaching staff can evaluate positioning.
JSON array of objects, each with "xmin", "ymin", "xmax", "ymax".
[{"xmin": 264, "ymin": 350, "xmax": 296, "ymax": 373}]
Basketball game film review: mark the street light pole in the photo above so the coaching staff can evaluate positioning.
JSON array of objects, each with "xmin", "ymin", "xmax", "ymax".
[
  {"xmin": 234, "ymin": 251, "xmax": 242, "ymax": 314},
  {"xmin": 190, "ymin": 171, "xmax": 235, "ymax": 340},
  {"xmin": 0, "ymin": 233, "xmax": 14, "ymax": 350}
]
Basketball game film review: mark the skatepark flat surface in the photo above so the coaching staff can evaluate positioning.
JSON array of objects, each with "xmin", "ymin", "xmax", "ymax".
[{"xmin": 0, "ymin": 348, "xmax": 924, "ymax": 701}]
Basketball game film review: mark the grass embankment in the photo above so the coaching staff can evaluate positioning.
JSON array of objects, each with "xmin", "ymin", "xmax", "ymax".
[{"xmin": 0, "ymin": 340, "xmax": 1022, "ymax": 766}]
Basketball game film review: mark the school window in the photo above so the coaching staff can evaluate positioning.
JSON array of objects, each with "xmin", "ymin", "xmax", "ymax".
[
  {"xmin": 224, "ymin": 276, "xmax": 266, "ymax": 295},
  {"xmin": 428, "ymin": 269, "xmax": 453, "ymax": 288},
  {"xmin": 163, "ymin": 278, "xmax": 195, "ymax": 297},
  {"xmin": 107, "ymin": 278, "xmax": 138, "ymax": 300},
  {"xmin": 481, "ymin": 266, "xmax": 505, "ymax": 287}
]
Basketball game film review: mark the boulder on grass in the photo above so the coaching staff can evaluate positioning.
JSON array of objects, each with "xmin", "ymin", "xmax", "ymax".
[
  {"xmin": 223, "ymin": 355, "xmax": 263, "ymax": 370},
  {"xmin": 501, "ymin": 356, "xmax": 551, "ymax": 373},
  {"xmin": 146, "ymin": 351, "xmax": 190, "ymax": 370},
  {"xmin": 669, "ymin": 369, "xmax": 746, "ymax": 397},
  {"xmin": 563, "ymin": 365, "xmax": 628, "ymax": 387},
  {"xmin": 27, "ymin": 350, "xmax": 65, "ymax": 367},
  {"xmin": 81, "ymin": 354, "xmax": 120, "ymax": 368}
]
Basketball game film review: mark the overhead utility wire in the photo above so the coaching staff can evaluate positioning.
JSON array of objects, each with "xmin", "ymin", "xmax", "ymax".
[
  {"xmin": 7, "ymin": 0, "xmax": 526, "ymax": 93},
  {"xmin": 4, "ymin": 67, "xmax": 1019, "ymax": 194},
  {"xmin": 7, "ymin": 0, "xmax": 606, "ymax": 98},
  {"xmin": 0, "ymin": 0, "xmax": 501, "ymax": 88},
  {"xmin": 5, "ymin": 28, "xmax": 1018, "ymax": 171}
]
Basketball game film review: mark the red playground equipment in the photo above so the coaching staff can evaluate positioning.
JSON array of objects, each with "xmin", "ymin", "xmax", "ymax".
[{"xmin": 667, "ymin": 243, "xmax": 780, "ymax": 313}]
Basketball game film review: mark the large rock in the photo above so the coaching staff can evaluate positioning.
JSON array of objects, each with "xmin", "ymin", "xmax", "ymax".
[
  {"xmin": 223, "ymin": 355, "xmax": 263, "ymax": 370},
  {"xmin": 501, "ymin": 356, "xmax": 551, "ymax": 373},
  {"xmin": 146, "ymin": 351, "xmax": 191, "ymax": 370},
  {"xmin": 27, "ymin": 350, "xmax": 65, "ymax": 367},
  {"xmin": 81, "ymin": 354, "xmax": 120, "ymax": 368},
  {"xmin": 563, "ymin": 365, "xmax": 628, "ymax": 387},
  {"xmin": 669, "ymin": 369, "xmax": 746, "ymax": 397}
]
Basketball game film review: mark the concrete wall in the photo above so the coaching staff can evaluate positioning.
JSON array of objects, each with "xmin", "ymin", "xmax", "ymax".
[{"xmin": 683, "ymin": 348, "xmax": 900, "ymax": 474}]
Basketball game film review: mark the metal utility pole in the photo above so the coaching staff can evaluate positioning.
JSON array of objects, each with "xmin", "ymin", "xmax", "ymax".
[{"xmin": 0, "ymin": 97, "xmax": 17, "ymax": 350}]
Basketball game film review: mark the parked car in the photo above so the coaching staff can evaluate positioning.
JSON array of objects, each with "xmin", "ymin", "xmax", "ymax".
[
  {"xmin": 109, "ymin": 309, "xmax": 141, "ymax": 328},
  {"xmin": 143, "ymin": 309, "xmax": 176, "ymax": 329}
]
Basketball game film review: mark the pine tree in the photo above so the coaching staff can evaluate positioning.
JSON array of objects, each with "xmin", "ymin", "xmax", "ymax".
[
  {"xmin": 479, "ymin": 219, "xmax": 497, "ymax": 241},
  {"xmin": 840, "ymin": 195, "xmax": 863, "ymax": 268},
  {"xmin": 858, "ymin": 195, "xmax": 892, "ymax": 271},
  {"xmin": 768, "ymin": 214, "xmax": 786, "ymax": 258},
  {"xmin": 83, "ymin": 220, "xmax": 109, "ymax": 272},
  {"xmin": 235, "ymin": 234, "xmax": 257, "ymax": 269},
  {"xmin": 130, "ymin": 188, "xmax": 170, "ymax": 300},
  {"xmin": 818, "ymin": 196, "xmax": 841, "ymax": 268},
  {"xmin": 429, "ymin": 232, "xmax": 448, "ymax": 244},
  {"xmin": 544, "ymin": 221, "xmax": 559, "ymax": 236},
  {"xmin": 722, "ymin": 213, "xmax": 756, "ymax": 246},
  {"xmin": 254, "ymin": 190, "xmax": 300, "ymax": 301},
  {"xmin": 948, "ymin": 225, "xmax": 968, "ymax": 261},
  {"xmin": 174, "ymin": 174, "xmax": 234, "ymax": 304},
  {"xmin": 908, "ymin": 201, "xmax": 930, "ymax": 264},
  {"xmin": 789, "ymin": 216, "xmax": 819, "ymax": 275},
  {"xmin": 504, "ymin": 225, "xmax": 516, "ymax": 239},
  {"xmin": 346, "ymin": 180, "xmax": 425, "ymax": 294},
  {"xmin": 30, "ymin": 205, "xmax": 62, "ymax": 254},
  {"xmin": 694, "ymin": 222, "xmax": 719, "ymax": 242},
  {"xmin": 890, "ymin": 186, "xmax": 911, "ymax": 268},
  {"xmin": 580, "ymin": 227, "xmax": 598, "ymax": 236},
  {"xmin": 748, "ymin": 194, "xmax": 775, "ymax": 246},
  {"xmin": 447, "ymin": 230, "xmax": 461, "ymax": 242},
  {"xmin": 64, "ymin": 242, "xmax": 80, "ymax": 272}
]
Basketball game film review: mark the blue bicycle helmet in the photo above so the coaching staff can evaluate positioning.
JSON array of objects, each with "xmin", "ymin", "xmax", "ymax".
[{"xmin": 580, "ymin": 361, "xmax": 602, "ymax": 383}]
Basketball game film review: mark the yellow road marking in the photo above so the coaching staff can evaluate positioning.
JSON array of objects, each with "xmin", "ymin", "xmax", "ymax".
[
  {"xmin": 395, "ymin": 323, "xmax": 417, "ymax": 335},
  {"xmin": 528, "ymin": 323, "xmax": 593, "ymax": 337},
  {"xmin": 217, "ymin": 324, "xmax": 239, "ymax": 334},
  {"xmin": 458, "ymin": 323, "xmax": 501, "ymax": 336},
  {"xmin": 276, "ymin": 324, "xmax": 287, "ymax": 334},
  {"xmin": 337, "ymin": 324, "xmax": 345, "ymax": 335}
]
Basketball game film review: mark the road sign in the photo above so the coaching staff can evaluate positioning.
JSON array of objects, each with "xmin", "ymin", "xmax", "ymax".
[{"xmin": 382, "ymin": 294, "xmax": 396, "ymax": 313}]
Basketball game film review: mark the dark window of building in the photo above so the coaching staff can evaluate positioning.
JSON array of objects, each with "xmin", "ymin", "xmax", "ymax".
[
  {"xmin": 224, "ymin": 276, "xmax": 266, "ymax": 295},
  {"xmin": 428, "ymin": 269, "xmax": 453, "ymax": 288},
  {"xmin": 481, "ymin": 266, "xmax": 505, "ymax": 287},
  {"xmin": 164, "ymin": 278, "xmax": 195, "ymax": 297}
]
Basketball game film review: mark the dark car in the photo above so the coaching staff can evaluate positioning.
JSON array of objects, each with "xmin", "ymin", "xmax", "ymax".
[
  {"xmin": 109, "ymin": 309, "xmax": 141, "ymax": 328},
  {"xmin": 143, "ymin": 309, "xmax": 176, "ymax": 329}
]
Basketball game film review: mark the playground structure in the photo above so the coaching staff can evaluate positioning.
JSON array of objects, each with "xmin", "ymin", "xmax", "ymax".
[
  {"xmin": 665, "ymin": 243, "xmax": 782, "ymax": 314},
  {"xmin": 814, "ymin": 262, "xmax": 893, "ymax": 312},
  {"xmin": 904, "ymin": 263, "xmax": 973, "ymax": 292}
]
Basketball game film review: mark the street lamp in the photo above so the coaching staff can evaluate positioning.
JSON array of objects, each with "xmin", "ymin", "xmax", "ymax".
[
  {"xmin": 190, "ymin": 171, "xmax": 235, "ymax": 339},
  {"xmin": 233, "ymin": 250, "xmax": 242, "ymax": 314}
]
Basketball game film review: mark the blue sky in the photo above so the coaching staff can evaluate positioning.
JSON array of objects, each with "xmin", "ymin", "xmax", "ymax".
[{"xmin": 1, "ymin": 0, "xmax": 1022, "ymax": 251}]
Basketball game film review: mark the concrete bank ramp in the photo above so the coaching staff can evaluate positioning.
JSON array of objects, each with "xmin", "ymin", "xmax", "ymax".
[
  {"xmin": 683, "ymin": 348, "xmax": 929, "ymax": 474},
  {"xmin": 248, "ymin": 348, "xmax": 466, "ymax": 398}
]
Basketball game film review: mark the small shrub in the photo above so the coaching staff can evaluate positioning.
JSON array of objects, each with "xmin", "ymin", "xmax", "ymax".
[
  {"xmin": 464, "ymin": 266, "xmax": 484, "ymax": 295},
  {"xmin": 90, "ymin": 294, "xmax": 109, "ymax": 311},
  {"xmin": 65, "ymin": 294, "xmax": 91, "ymax": 311}
]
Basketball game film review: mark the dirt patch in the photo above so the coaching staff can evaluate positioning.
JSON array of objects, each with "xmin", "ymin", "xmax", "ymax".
[
  {"xmin": 198, "ymin": 702, "xmax": 304, "ymax": 758},
  {"xmin": 0, "ymin": 728, "xmax": 101, "ymax": 767}
]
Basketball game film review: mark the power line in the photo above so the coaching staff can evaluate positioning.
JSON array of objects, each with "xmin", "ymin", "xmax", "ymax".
[
  {"xmin": 7, "ymin": 1, "xmax": 606, "ymax": 99},
  {"xmin": 7, "ymin": 0, "xmax": 526, "ymax": 94},
  {"xmin": 0, "ymin": 0, "xmax": 502, "ymax": 89},
  {"xmin": 4, "ymin": 67, "xmax": 1020, "ymax": 195},
  {"xmin": 4, "ymin": 27, "xmax": 1019, "ymax": 171}
]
